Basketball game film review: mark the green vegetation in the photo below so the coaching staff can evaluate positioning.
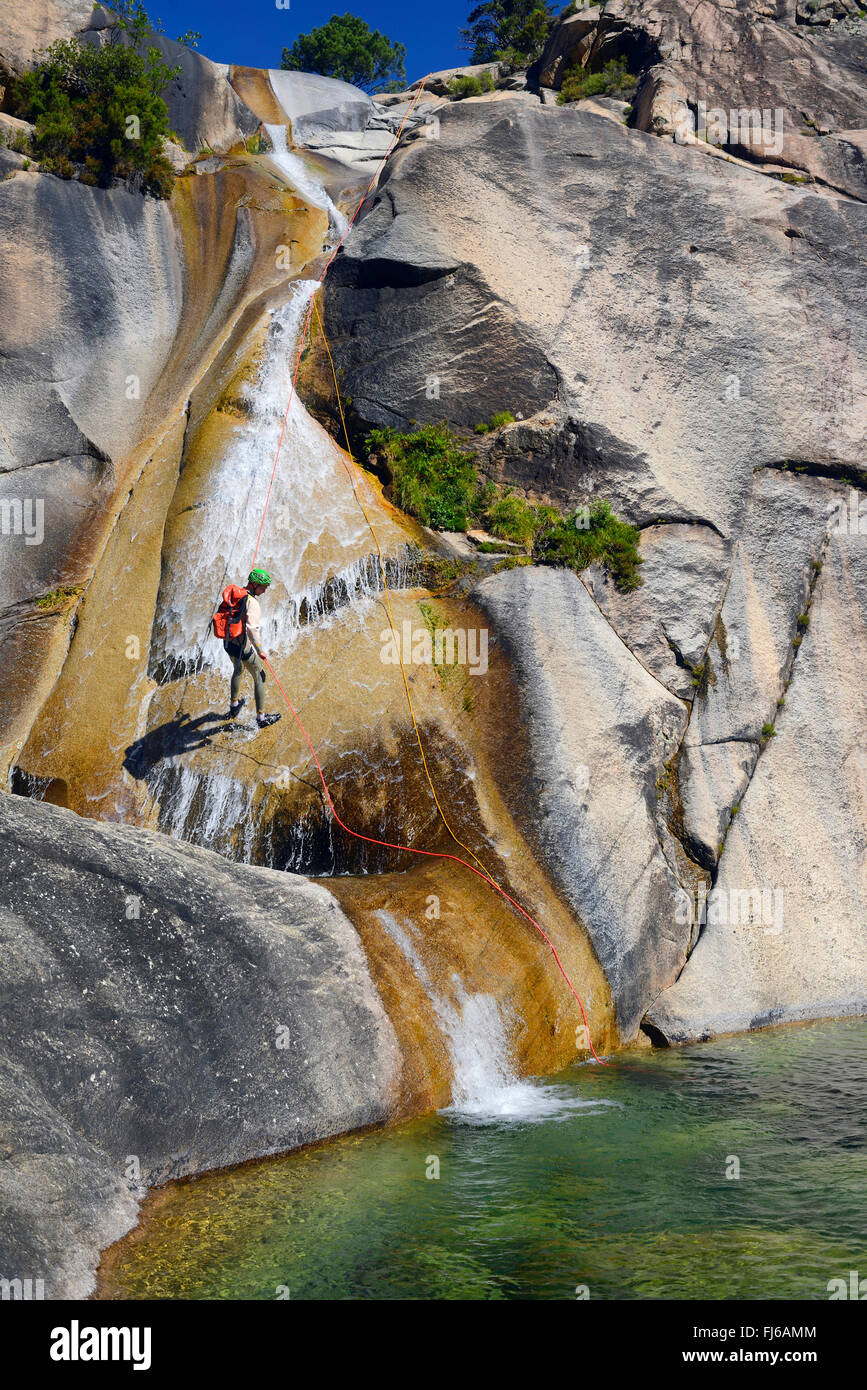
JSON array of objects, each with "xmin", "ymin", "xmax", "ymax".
[
  {"xmin": 367, "ymin": 422, "xmax": 643, "ymax": 590},
  {"xmin": 36, "ymin": 586, "xmax": 82, "ymax": 609},
  {"xmin": 11, "ymin": 2, "xmax": 179, "ymax": 196},
  {"xmin": 448, "ymin": 72, "xmax": 495, "ymax": 98},
  {"xmin": 485, "ymin": 492, "xmax": 556, "ymax": 546},
  {"xmin": 474, "ymin": 409, "xmax": 515, "ymax": 433},
  {"xmin": 281, "ymin": 14, "xmax": 406, "ymax": 93},
  {"xmin": 558, "ymin": 56, "xmax": 637, "ymax": 105},
  {"xmin": 796, "ymin": 611, "xmax": 810, "ymax": 632},
  {"xmin": 532, "ymin": 499, "xmax": 644, "ymax": 591},
  {"xmin": 760, "ymin": 723, "xmax": 777, "ymax": 741},
  {"xmin": 367, "ymin": 423, "xmax": 488, "ymax": 531},
  {"xmin": 460, "ymin": 1, "xmax": 557, "ymax": 66}
]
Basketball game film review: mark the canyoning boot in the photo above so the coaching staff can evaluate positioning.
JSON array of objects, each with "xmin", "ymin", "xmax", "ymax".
[
  {"xmin": 257, "ymin": 712, "xmax": 281, "ymax": 729},
  {"xmin": 229, "ymin": 698, "xmax": 245, "ymax": 718}
]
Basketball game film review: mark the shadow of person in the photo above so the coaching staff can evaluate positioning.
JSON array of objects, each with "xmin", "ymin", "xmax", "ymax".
[{"xmin": 123, "ymin": 710, "xmax": 232, "ymax": 779}]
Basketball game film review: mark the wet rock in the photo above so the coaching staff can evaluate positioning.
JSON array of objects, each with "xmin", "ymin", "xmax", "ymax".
[{"xmin": 0, "ymin": 792, "xmax": 400, "ymax": 1296}]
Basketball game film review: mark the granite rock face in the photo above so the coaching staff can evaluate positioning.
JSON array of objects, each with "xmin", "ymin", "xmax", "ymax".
[
  {"xmin": 325, "ymin": 97, "xmax": 866, "ymax": 536},
  {"xmin": 647, "ymin": 527, "xmax": 867, "ymax": 1041},
  {"xmin": 540, "ymin": 1, "xmax": 867, "ymax": 198},
  {"xmin": 474, "ymin": 565, "xmax": 689, "ymax": 1038},
  {"xmin": 0, "ymin": 793, "xmax": 400, "ymax": 1297}
]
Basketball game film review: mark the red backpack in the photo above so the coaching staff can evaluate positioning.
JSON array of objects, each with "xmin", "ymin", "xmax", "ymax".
[{"xmin": 212, "ymin": 584, "xmax": 248, "ymax": 643}]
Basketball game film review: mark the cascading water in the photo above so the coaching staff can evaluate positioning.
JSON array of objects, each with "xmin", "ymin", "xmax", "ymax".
[
  {"xmin": 151, "ymin": 281, "xmax": 413, "ymax": 679},
  {"xmin": 377, "ymin": 911, "xmax": 615, "ymax": 1122},
  {"xmin": 264, "ymin": 124, "xmax": 349, "ymax": 239},
  {"xmin": 144, "ymin": 144, "xmax": 420, "ymax": 862}
]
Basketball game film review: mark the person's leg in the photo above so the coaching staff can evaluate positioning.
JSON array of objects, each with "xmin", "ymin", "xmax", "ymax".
[
  {"xmin": 230, "ymin": 655, "xmax": 244, "ymax": 707},
  {"xmin": 244, "ymin": 648, "xmax": 267, "ymax": 714}
]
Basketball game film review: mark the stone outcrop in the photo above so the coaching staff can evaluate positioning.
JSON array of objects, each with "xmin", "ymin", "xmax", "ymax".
[
  {"xmin": 474, "ymin": 565, "xmax": 689, "ymax": 1037},
  {"xmin": 0, "ymin": 792, "xmax": 400, "ymax": 1297},
  {"xmin": 325, "ymin": 98, "xmax": 866, "ymax": 535},
  {"xmin": 537, "ymin": 1, "xmax": 867, "ymax": 198},
  {"xmin": 647, "ymin": 527, "xmax": 867, "ymax": 1041}
]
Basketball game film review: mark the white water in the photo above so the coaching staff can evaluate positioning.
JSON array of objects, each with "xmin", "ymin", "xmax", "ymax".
[
  {"xmin": 265, "ymin": 124, "xmax": 349, "ymax": 238},
  {"xmin": 377, "ymin": 911, "xmax": 614, "ymax": 1124},
  {"xmin": 152, "ymin": 280, "xmax": 413, "ymax": 678}
]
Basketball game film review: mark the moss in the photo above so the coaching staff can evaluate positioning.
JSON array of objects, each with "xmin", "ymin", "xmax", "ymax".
[
  {"xmin": 36, "ymin": 586, "xmax": 82, "ymax": 609},
  {"xmin": 492, "ymin": 556, "xmax": 533, "ymax": 574}
]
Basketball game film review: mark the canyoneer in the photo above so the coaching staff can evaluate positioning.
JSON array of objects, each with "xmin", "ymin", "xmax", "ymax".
[{"xmin": 212, "ymin": 568, "xmax": 282, "ymax": 729}]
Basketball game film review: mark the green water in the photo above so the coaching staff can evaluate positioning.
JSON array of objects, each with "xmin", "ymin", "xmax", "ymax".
[{"xmin": 103, "ymin": 1019, "xmax": 867, "ymax": 1300}]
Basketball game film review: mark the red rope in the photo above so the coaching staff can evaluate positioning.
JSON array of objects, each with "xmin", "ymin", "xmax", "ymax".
[{"xmin": 263, "ymin": 658, "xmax": 607, "ymax": 1065}]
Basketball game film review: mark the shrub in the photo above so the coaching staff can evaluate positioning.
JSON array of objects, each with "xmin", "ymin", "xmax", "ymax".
[
  {"xmin": 474, "ymin": 409, "xmax": 516, "ymax": 434},
  {"xmin": 11, "ymin": 5, "xmax": 179, "ymax": 197},
  {"xmin": 366, "ymin": 423, "xmax": 485, "ymax": 531},
  {"xmin": 448, "ymin": 72, "xmax": 495, "ymax": 99},
  {"xmin": 367, "ymin": 423, "xmax": 642, "ymax": 588},
  {"xmin": 558, "ymin": 56, "xmax": 637, "ymax": 105},
  {"xmin": 760, "ymin": 722, "xmax": 777, "ymax": 740},
  {"xmin": 532, "ymin": 498, "xmax": 644, "ymax": 591},
  {"xmin": 484, "ymin": 492, "xmax": 539, "ymax": 547}
]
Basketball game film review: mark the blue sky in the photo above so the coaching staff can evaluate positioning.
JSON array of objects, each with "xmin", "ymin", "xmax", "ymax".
[{"xmin": 150, "ymin": 2, "xmax": 472, "ymax": 84}]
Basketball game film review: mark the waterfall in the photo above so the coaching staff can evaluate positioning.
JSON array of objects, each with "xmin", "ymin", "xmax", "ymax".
[
  {"xmin": 376, "ymin": 910, "xmax": 607, "ymax": 1121},
  {"xmin": 150, "ymin": 274, "xmax": 418, "ymax": 684},
  {"xmin": 264, "ymin": 124, "xmax": 349, "ymax": 238}
]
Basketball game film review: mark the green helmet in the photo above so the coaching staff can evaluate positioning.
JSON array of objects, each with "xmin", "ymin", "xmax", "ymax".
[{"xmin": 248, "ymin": 567, "xmax": 272, "ymax": 587}]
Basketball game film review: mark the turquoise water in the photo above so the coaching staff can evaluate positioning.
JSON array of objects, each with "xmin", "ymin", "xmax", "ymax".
[{"xmin": 101, "ymin": 1019, "xmax": 867, "ymax": 1300}]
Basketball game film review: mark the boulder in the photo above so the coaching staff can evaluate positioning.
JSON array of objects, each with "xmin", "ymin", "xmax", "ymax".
[
  {"xmin": 535, "ymin": 8, "xmax": 604, "ymax": 90},
  {"xmin": 0, "ymin": 792, "xmax": 400, "ymax": 1296},
  {"xmin": 602, "ymin": 0, "xmax": 867, "ymax": 197},
  {"xmin": 268, "ymin": 68, "xmax": 373, "ymax": 142},
  {"xmin": 0, "ymin": 0, "xmax": 93, "ymax": 80}
]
